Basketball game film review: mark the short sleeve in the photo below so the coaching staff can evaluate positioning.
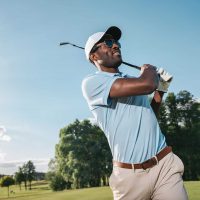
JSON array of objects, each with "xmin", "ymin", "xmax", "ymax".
[{"xmin": 82, "ymin": 73, "xmax": 119, "ymax": 109}]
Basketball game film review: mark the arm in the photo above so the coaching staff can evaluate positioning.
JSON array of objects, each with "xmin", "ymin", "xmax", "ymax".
[
  {"xmin": 150, "ymin": 90, "xmax": 164, "ymax": 117},
  {"xmin": 109, "ymin": 64, "xmax": 159, "ymax": 98}
]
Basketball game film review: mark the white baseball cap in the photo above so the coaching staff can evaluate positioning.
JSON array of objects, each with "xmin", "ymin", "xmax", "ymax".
[{"xmin": 85, "ymin": 26, "xmax": 121, "ymax": 61}]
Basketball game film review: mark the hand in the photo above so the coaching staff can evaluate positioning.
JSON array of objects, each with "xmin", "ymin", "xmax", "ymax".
[
  {"xmin": 157, "ymin": 77, "xmax": 171, "ymax": 93},
  {"xmin": 157, "ymin": 68, "xmax": 173, "ymax": 82},
  {"xmin": 140, "ymin": 64, "xmax": 159, "ymax": 88},
  {"xmin": 140, "ymin": 64, "xmax": 157, "ymax": 75}
]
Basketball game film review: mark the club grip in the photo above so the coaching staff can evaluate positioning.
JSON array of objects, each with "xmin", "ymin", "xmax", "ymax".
[
  {"xmin": 122, "ymin": 61, "xmax": 141, "ymax": 70},
  {"xmin": 60, "ymin": 42, "xmax": 69, "ymax": 46}
]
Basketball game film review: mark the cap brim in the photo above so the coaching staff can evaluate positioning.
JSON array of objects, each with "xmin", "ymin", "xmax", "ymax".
[
  {"xmin": 105, "ymin": 26, "xmax": 121, "ymax": 41},
  {"xmin": 96, "ymin": 26, "xmax": 122, "ymax": 45}
]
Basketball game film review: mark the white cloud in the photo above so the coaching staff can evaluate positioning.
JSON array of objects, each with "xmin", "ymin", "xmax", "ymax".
[
  {"xmin": 0, "ymin": 126, "xmax": 11, "ymax": 142},
  {"xmin": 0, "ymin": 152, "xmax": 6, "ymax": 162},
  {"xmin": 0, "ymin": 158, "xmax": 50, "ymax": 175},
  {"xmin": 0, "ymin": 158, "xmax": 50, "ymax": 167}
]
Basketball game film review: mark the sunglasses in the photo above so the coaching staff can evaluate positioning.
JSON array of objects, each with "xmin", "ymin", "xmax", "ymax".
[{"xmin": 91, "ymin": 39, "xmax": 121, "ymax": 53}]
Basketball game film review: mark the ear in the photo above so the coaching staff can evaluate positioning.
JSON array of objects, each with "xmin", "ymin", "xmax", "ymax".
[{"xmin": 89, "ymin": 53, "xmax": 98, "ymax": 62}]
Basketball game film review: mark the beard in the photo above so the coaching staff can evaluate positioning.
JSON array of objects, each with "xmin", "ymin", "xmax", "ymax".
[{"xmin": 97, "ymin": 55, "xmax": 122, "ymax": 68}]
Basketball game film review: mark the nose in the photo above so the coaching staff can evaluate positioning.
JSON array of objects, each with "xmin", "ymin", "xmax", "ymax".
[{"xmin": 112, "ymin": 42, "xmax": 120, "ymax": 49}]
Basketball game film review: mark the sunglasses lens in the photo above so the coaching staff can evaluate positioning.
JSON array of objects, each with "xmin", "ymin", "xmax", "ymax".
[
  {"xmin": 105, "ymin": 40, "xmax": 113, "ymax": 47},
  {"xmin": 105, "ymin": 40, "xmax": 121, "ymax": 48}
]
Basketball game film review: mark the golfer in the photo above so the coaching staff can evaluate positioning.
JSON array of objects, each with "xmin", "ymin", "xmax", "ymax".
[{"xmin": 82, "ymin": 26, "xmax": 188, "ymax": 200}]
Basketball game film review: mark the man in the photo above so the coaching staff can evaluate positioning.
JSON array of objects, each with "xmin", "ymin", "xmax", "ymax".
[{"xmin": 82, "ymin": 26, "xmax": 188, "ymax": 200}]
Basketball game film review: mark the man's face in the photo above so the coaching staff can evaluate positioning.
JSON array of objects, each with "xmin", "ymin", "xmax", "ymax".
[{"xmin": 90, "ymin": 34, "xmax": 122, "ymax": 68}]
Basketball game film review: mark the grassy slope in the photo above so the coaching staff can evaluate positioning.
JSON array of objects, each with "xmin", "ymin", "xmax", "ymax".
[{"xmin": 0, "ymin": 181, "xmax": 199, "ymax": 200}]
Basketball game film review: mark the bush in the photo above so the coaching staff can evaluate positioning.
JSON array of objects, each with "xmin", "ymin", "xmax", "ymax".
[{"xmin": 49, "ymin": 173, "xmax": 67, "ymax": 191}]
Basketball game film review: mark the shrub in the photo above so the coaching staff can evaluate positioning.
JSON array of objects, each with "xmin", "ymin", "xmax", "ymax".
[{"xmin": 49, "ymin": 173, "xmax": 67, "ymax": 191}]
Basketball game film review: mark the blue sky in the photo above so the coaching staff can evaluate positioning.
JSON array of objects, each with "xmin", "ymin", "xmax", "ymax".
[{"xmin": 0, "ymin": 0, "xmax": 199, "ymax": 175}]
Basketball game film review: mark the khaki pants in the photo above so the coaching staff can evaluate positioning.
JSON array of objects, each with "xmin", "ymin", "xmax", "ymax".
[{"xmin": 109, "ymin": 152, "xmax": 188, "ymax": 200}]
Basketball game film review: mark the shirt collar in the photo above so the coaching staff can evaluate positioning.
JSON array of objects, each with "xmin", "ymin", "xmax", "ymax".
[{"xmin": 95, "ymin": 71, "xmax": 127, "ymax": 77}]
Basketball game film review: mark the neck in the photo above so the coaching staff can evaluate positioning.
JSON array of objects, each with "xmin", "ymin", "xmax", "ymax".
[
  {"xmin": 95, "ymin": 63, "xmax": 120, "ymax": 73},
  {"xmin": 101, "ymin": 67, "xmax": 119, "ymax": 73}
]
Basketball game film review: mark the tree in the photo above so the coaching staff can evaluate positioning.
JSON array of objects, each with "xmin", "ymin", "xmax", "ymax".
[
  {"xmin": 176, "ymin": 91, "xmax": 199, "ymax": 129},
  {"xmin": 0, "ymin": 176, "xmax": 15, "ymax": 197},
  {"xmin": 162, "ymin": 91, "xmax": 200, "ymax": 180},
  {"xmin": 25, "ymin": 161, "xmax": 36, "ymax": 190},
  {"xmin": 175, "ymin": 91, "xmax": 200, "ymax": 180},
  {"xmin": 158, "ymin": 102, "xmax": 168, "ymax": 134},
  {"xmin": 55, "ymin": 119, "xmax": 112, "ymax": 189},
  {"xmin": 22, "ymin": 163, "xmax": 28, "ymax": 190},
  {"xmin": 15, "ymin": 167, "xmax": 24, "ymax": 190},
  {"xmin": 165, "ymin": 92, "xmax": 180, "ymax": 133},
  {"xmin": 21, "ymin": 161, "xmax": 36, "ymax": 190},
  {"xmin": 48, "ymin": 159, "xmax": 57, "ymax": 172}
]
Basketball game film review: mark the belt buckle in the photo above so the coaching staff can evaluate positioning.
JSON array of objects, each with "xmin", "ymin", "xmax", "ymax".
[
  {"xmin": 141, "ymin": 156, "xmax": 159, "ymax": 171},
  {"xmin": 141, "ymin": 163, "xmax": 150, "ymax": 172},
  {"xmin": 153, "ymin": 156, "xmax": 159, "ymax": 165},
  {"xmin": 141, "ymin": 162, "xmax": 148, "ymax": 171}
]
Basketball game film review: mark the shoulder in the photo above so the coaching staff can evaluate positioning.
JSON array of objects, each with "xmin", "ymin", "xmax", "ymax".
[
  {"xmin": 82, "ymin": 72, "xmax": 118, "ymax": 88},
  {"xmin": 81, "ymin": 73, "xmax": 101, "ymax": 97},
  {"xmin": 82, "ymin": 73, "xmax": 99, "ymax": 91},
  {"xmin": 82, "ymin": 73, "xmax": 98, "ymax": 85},
  {"xmin": 81, "ymin": 72, "xmax": 121, "ymax": 99}
]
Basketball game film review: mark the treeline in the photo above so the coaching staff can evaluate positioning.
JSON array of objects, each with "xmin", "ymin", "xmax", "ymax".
[
  {"xmin": 158, "ymin": 90, "xmax": 200, "ymax": 180},
  {"xmin": 14, "ymin": 160, "xmax": 36, "ymax": 190},
  {"xmin": 0, "ymin": 160, "xmax": 37, "ymax": 197},
  {"xmin": 48, "ymin": 90, "xmax": 199, "ymax": 190}
]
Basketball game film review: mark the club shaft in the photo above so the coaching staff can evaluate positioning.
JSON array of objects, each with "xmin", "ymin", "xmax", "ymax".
[
  {"xmin": 122, "ymin": 61, "xmax": 140, "ymax": 70},
  {"xmin": 59, "ymin": 42, "xmax": 141, "ymax": 70},
  {"xmin": 60, "ymin": 42, "xmax": 84, "ymax": 49}
]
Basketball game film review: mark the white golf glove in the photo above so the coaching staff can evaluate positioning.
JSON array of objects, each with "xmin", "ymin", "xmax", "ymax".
[
  {"xmin": 157, "ymin": 77, "xmax": 170, "ymax": 92},
  {"xmin": 156, "ymin": 68, "xmax": 173, "ymax": 93},
  {"xmin": 157, "ymin": 68, "xmax": 173, "ymax": 82}
]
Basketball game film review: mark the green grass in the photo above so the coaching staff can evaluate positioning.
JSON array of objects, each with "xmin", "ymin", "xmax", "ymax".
[
  {"xmin": 184, "ymin": 181, "xmax": 200, "ymax": 200},
  {"xmin": 0, "ymin": 181, "xmax": 112, "ymax": 200},
  {"xmin": 0, "ymin": 181, "xmax": 199, "ymax": 200}
]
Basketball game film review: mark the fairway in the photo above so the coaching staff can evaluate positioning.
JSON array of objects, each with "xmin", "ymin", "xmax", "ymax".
[{"xmin": 0, "ymin": 181, "xmax": 199, "ymax": 200}]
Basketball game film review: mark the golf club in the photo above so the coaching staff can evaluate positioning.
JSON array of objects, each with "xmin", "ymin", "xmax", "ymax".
[{"xmin": 59, "ymin": 42, "xmax": 141, "ymax": 70}]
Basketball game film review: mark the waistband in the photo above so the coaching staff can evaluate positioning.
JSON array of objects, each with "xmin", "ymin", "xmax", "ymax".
[{"xmin": 113, "ymin": 146, "xmax": 172, "ymax": 170}]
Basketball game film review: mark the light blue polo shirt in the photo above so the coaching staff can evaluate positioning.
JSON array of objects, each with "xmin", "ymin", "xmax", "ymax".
[{"xmin": 82, "ymin": 71, "xmax": 166, "ymax": 164}]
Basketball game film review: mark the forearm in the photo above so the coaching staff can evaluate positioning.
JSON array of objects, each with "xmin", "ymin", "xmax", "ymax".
[
  {"xmin": 110, "ymin": 77, "xmax": 157, "ymax": 98},
  {"xmin": 110, "ymin": 66, "xmax": 159, "ymax": 98},
  {"xmin": 151, "ymin": 90, "xmax": 164, "ymax": 117}
]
